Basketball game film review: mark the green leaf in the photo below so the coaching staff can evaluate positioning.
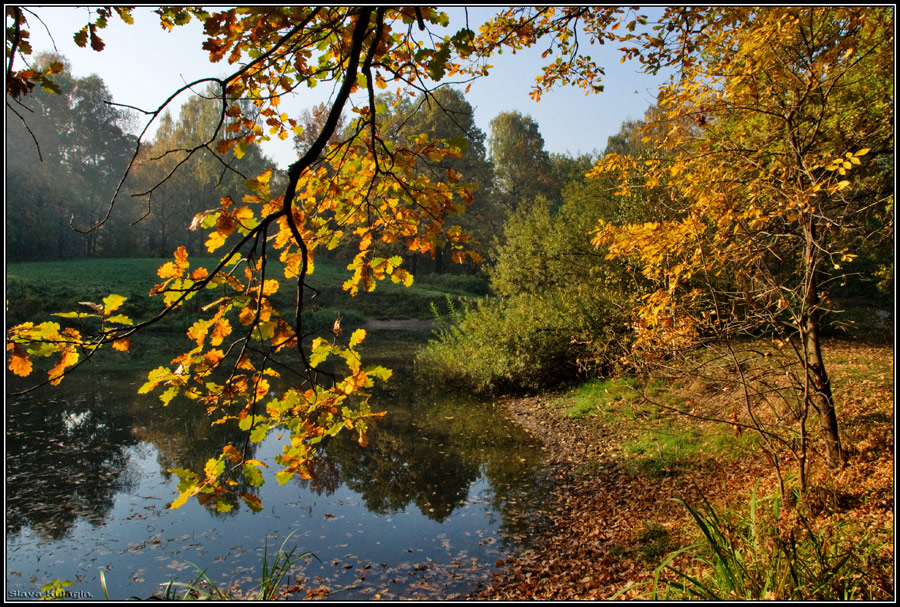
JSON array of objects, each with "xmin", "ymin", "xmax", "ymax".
[
  {"xmin": 233, "ymin": 139, "xmax": 248, "ymax": 159},
  {"xmin": 170, "ymin": 484, "xmax": 198, "ymax": 509},
  {"xmin": 115, "ymin": 7, "xmax": 134, "ymax": 24},
  {"xmin": 41, "ymin": 579, "xmax": 73, "ymax": 593},
  {"xmin": 159, "ymin": 386, "xmax": 179, "ymax": 406},
  {"xmin": 275, "ymin": 469, "xmax": 295, "ymax": 485},
  {"xmin": 139, "ymin": 366, "xmax": 171, "ymax": 394},
  {"xmin": 204, "ymin": 456, "xmax": 225, "ymax": 479},
  {"xmin": 39, "ymin": 77, "xmax": 61, "ymax": 95},
  {"xmin": 450, "ymin": 27, "xmax": 475, "ymax": 54},
  {"xmin": 243, "ymin": 464, "xmax": 265, "ymax": 487},
  {"xmin": 366, "ymin": 365, "xmax": 393, "ymax": 382},
  {"xmin": 309, "ymin": 337, "xmax": 331, "ymax": 368},
  {"xmin": 428, "ymin": 44, "xmax": 451, "ymax": 81},
  {"xmin": 445, "ymin": 135, "xmax": 469, "ymax": 152},
  {"xmin": 252, "ymin": 321, "xmax": 277, "ymax": 341},
  {"xmin": 249, "ymin": 422, "xmax": 269, "ymax": 443}
]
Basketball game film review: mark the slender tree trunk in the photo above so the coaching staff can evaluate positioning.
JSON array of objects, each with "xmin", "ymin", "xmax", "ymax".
[
  {"xmin": 803, "ymin": 217, "xmax": 843, "ymax": 468},
  {"xmin": 804, "ymin": 301, "xmax": 843, "ymax": 468}
]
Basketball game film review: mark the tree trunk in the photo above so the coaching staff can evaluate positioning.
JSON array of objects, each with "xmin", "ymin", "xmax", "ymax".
[
  {"xmin": 804, "ymin": 307, "xmax": 843, "ymax": 467},
  {"xmin": 803, "ymin": 217, "xmax": 843, "ymax": 468}
]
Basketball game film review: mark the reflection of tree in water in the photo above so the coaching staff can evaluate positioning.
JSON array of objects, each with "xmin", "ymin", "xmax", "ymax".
[
  {"xmin": 476, "ymin": 426, "xmax": 554, "ymax": 548},
  {"xmin": 130, "ymin": 389, "xmax": 262, "ymax": 518},
  {"xmin": 6, "ymin": 374, "xmax": 139, "ymax": 539},
  {"xmin": 327, "ymin": 412, "xmax": 479, "ymax": 522},
  {"xmin": 6, "ymin": 364, "xmax": 267, "ymax": 537},
  {"xmin": 413, "ymin": 394, "xmax": 554, "ymax": 546},
  {"xmin": 318, "ymin": 378, "xmax": 551, "ymax": 531},
  {"xmin": 294, "ymin": 454, "xmax": 342, "ymax": 497}
]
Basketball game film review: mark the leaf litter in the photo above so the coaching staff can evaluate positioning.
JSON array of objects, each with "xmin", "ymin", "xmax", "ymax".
[{"xmin": 473, "ymin": 341, "xmax": 894, "ymax": 599}]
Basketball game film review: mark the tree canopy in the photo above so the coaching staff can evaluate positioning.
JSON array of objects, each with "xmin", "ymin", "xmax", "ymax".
[
  {"xmin": 488, "ymin": 111, "xmax": 559, "ymax": 212},
  {"xmin": 591, "ymin": 6, "xmax": 893, "ymax": 479},
  {"xmin": 6, "ymin": 53, "xmax": 137, "ymax": 260}
]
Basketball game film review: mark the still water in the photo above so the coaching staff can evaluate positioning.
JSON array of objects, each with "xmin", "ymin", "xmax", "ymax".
[{"xmin": 6, "ymin": 334, "xmax": 550, "ymax": 600}]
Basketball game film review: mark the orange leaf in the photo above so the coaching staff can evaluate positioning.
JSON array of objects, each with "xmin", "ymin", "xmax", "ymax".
[
  {"xmin": 8, "ymin": 343, "xmax": 33, "ymax": 377},
  {"xmin": 112, "ymin": 337, "xmax": 131, "ymax": 352},
  {"xmin": 188, "ymin": 319, "xmax": 212, "ymax": 346},
  {"xmin": 216, "ymin": 213, "xmax": 236, "ymax": 237},
  {"xmin": 210, "ymin": 318, "xmax": 232, "ymax": 346},
  {"xmin": 205, "ymin": 230, "xmax": 228, "ymax": 252},
  {"xmin": 241, "ymin": 492, "xmax": 262, "ymax": 509},
  {"xmin": 261, "ymin": 279, "xmax": 280, "ymax": 296},
  {"xmin": 174, "ymin": 245, "xmax": 189, "ymax": 268},
  {"xmin": 48, "ymin": 348, "xmax": 79, "ymax": 386},
  {"xmin": 237, "ymin": 354, "xmax": 256, "ymax": 370},
  {"xmin": 157, "ymin": 262, "xmax": 181, "ymax": 279},
  {"xmin": 239, "ymin": 306, "xmax": 256, "ymax": 326},
  {"xmin": 222, "ymin": 444, "xmax": 242, "ymax": 462},
  {"xmin": 203, "ymin": 349, "xmax": 225, "ymax": 366}
]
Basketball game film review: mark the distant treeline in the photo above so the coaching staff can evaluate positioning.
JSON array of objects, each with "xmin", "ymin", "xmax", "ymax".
[{"xmin": 6, "ymin": 53, "xmax": 594, "ymax": 273}]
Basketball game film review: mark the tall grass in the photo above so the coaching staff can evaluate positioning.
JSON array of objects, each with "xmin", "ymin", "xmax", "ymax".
[
  {"xmin": 159, "ymin": 532, "xmax": 313, "ymax": 600},
  {"xmin": 654, "ymin": 482, "xmax": 892, "ymax": 600}
]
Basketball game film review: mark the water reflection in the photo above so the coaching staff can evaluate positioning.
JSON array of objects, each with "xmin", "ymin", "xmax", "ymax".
[
  {"xmin": 7, "ymin": 355, "xmax": 548, "ymax": 534},
  {"xmin": 128, "ymin": 388, "xmax": 263, "ymax": 517},
  {"xmin": 6, "ymin": 374, "xmax": 139, "ymax": 539},
  {"xmin": 6, "ymin": 334, "xmax": 551, "ymax": 598},
  {"xmin": 319, "ymin": 381, "xmax": 549, "ymax": 532}
]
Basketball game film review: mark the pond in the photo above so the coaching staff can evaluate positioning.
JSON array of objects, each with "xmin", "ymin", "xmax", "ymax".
[{"xmin": 5, "ymin": 332, "xmax": 551, "ymax": 600}]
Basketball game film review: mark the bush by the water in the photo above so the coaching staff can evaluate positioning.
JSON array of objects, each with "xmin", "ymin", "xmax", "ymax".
[{"xmin": 417, "ymin": 185, "xmax": 640, "ymax": 391}]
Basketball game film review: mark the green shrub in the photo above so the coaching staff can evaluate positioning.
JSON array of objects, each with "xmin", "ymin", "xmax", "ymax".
[
  {"xmin": 417, "ymin": 288, "xmax": 628, "ymax": 392},
  {"xmin": 416, "ymin": 178, "xmax": 645, "ymax": 392}
]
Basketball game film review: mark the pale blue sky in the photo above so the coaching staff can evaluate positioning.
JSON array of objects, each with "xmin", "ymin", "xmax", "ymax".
[{"xmin": 23, "ymin": 6, "xmax": 665, "ymax": 167}]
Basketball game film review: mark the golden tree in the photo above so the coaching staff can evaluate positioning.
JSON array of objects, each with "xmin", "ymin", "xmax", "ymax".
[{"xmin": 590, "ymin": 7, "xmax": 893, "ymax": 488}]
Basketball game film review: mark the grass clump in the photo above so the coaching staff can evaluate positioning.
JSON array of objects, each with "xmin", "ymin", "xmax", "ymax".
[
  {"xmin": 560, "ymin": 377, "xmax": 640, "ymax": 419},
  {"xmin": 635, "ymin": 521, "xmax": 673, "ymax": 563},
  {"xmin": 160, "ymin": 533, "xmax": 312, "ymax": 600},
  {"xmin": 653, "ymin": 482, "xmax": 893, "ymax": 600}
]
